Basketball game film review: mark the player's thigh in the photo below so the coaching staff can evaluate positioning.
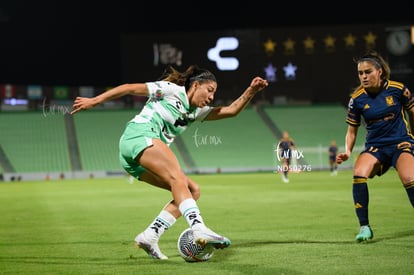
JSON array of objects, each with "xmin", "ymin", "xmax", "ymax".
[
  {"xmin": 353, "ymin": 153, "xmax": 379, "ymax": 177},
  {"xmin": 396, "ymin": 152, "xmax": 414, "ymax": 183},
  {"xmin": 138, "ymin": 139, "xmax": 185, "ymax": 182}
]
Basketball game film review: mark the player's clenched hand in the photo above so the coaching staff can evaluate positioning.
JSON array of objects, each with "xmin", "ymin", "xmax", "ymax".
[
  {"xmin": 71, "ymin": 97, "xmax": 96, "ymax": 115},
  {"xmin": 336, "ymin": 152, "xmax": 350, "ymax": 164},
  {"xmin": 249, "ymin": 77, "xmax": 268, "ymax": 93}
]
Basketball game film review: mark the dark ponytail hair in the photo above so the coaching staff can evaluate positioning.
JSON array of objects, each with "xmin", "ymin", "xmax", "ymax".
[{"xmin": 160, "ymin": 65, "xmax": 216, "ymax": 91}]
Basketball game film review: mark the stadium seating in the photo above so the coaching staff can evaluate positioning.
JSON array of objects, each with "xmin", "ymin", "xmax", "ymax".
[
  {"xmin": 175, "ymin": 108, "xmax": 276, "ymax": 173},
  {"xmin": 73, "ymin": 110, "xmax": 136, "ymax": 171},
  {"xmin": 0, "ymin": 105, "xmax": 364, "ymax": 178},
  {"xmin": 0, "ymin": 112, "xmax": 71, "ymax": 173}
]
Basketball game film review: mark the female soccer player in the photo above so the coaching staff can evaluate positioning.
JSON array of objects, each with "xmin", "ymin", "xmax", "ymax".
[
  {"xmin": 328, "ymin": 140, "xmax": 338, "ymax": 176},
  {"xmin": 277, "ymin": 131, "xmax": 296, "ymax": 183},
  {"xmin": 71, "ymin": 65, "xmax": 268, "ymax": 259},
  {"xmin": 336, "ymin": 50, "xmax": 414, "ymax": 242}
]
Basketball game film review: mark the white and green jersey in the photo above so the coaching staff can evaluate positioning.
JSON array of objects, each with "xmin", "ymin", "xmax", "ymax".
[{"xmin": 130, "ymin": 81, "xmax": 213, "ymax": 146}]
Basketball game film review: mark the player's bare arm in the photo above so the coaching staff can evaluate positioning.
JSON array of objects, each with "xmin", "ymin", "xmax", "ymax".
[
  {"xmin": 71, "ymin": 83, "xmax": 148, "ymax": 114},
  {"xmin": 337, "ymin": 125, "xmax": 358, "ymax": 164},
  {"xmin": 205, "ymin": 77, "xmax": 268, "ymax": 120}
]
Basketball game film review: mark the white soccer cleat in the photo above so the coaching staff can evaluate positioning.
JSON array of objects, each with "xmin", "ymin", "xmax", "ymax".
[
  {"xmin": 192, "ymin": 227, "xmax": 231, "ymax": 249},
  {"xmin": 134, "ymin": 233, "xmax": 168, "ymax": 260},
  {"xmin": 282, "ymin": 175, "xmax": 289, "ymax": 183}
]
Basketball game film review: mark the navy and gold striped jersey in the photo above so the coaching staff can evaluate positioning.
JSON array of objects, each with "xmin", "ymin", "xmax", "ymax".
[{"xmin": 346, "ymin": 80, "xmax": 414, "ymax": 147}]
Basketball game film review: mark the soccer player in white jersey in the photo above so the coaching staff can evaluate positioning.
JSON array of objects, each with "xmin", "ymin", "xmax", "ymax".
[{"xmin": 71, "ymin": 65, "xmax": 268, "ymax": 260}]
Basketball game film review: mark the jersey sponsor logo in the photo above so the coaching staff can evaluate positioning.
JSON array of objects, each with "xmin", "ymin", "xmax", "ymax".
[{"xmin": 174, "ymin": 118, "xmax": 188, "ymax": 127}]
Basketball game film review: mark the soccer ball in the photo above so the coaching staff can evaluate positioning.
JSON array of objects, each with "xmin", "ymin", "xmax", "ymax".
[{"xmin": 177, "ymin": 228, "xmax": 215, "ymax": 262}]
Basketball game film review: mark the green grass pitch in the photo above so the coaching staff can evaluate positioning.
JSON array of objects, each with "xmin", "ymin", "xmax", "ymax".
[{"xmin": 0, "ymin": 170, "xmax": 413, "ymax": 274}]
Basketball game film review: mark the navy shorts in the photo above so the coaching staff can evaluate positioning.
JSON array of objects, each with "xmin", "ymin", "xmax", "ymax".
[{"xmin": 362, "ymin": 141, "xmax": 414, "ymax": 177}]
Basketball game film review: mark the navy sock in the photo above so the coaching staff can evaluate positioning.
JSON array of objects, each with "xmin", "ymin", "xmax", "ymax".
[{"xmin": 353, "ymin": 176, "xmax": 369, "ymax": 226}]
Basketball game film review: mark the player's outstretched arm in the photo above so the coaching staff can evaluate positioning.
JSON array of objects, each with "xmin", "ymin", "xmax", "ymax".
[
  {"xmin": 71, "ymin": 83, "xmax": 148, "ymax": 115},
  {"xmin": 205, "ymin": 77, "xmax": 268, "ymax": 121}
]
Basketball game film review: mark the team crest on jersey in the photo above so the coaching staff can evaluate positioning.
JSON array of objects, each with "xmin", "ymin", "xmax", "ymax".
[
  {"xmin": 385, "ymin": 96, "xmax": 394, "ymax": 106},
  {"xmin": 363, "ymin": 104, "xmax": 370, "ymax": 110},
  {"xmin": 403, "ymin": 88, "xmax": 412, "ymax": 98},
  {"xmin": 154, "ymin": 89, "xmax": 163, "ymax": 99}
]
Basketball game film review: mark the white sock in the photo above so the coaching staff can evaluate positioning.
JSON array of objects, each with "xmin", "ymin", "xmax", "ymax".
[
  {"xmin": 179, "ymin": 198, "xmax": 207, "ymax": 230},
  {"xmin": 143, "ymin": 210, "xmax": 176, "ymax": 240}
]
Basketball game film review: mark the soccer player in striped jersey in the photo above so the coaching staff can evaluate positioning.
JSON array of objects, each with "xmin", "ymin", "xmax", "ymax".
[
  {"xmin": 71, "ymin": 65, "xmax": 268, "ymax": 259},
  {"xmin": 336, "ymin": 50, "xmax": 414, "ymax": 242}
]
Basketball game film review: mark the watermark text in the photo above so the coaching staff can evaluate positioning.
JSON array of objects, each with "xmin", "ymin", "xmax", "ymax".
[{"xmin": 192, "ymin": 128, "xmax": 222, "ymax": 148}]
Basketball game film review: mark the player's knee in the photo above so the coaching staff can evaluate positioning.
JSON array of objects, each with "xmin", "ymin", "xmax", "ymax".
[
  {"xmin": 354, "ymin": 167, "xmax": 370, "ymax": 178},
  {"xmin": 402, "ymin": 179, "xmax": 414, "ymax": 188},
  {"xmin": 167, "ymin": 172, "xmax": 188, "ymax": 188}
]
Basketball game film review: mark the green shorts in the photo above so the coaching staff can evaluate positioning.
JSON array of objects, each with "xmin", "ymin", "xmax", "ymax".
[{"xmin": 119, "ymin": 121, "xmax": 159, "ymax": 179}]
